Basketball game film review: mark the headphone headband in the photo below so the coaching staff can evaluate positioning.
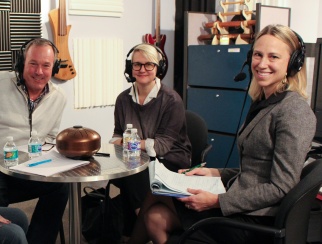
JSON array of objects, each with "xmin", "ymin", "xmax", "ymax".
[
  {"xmin": 124, "ymin": 43, "xmax": 167, "ymax": 83},
  {"xmin": 21, "ymin": 38, "xmax": 59, "ymax": 57}
]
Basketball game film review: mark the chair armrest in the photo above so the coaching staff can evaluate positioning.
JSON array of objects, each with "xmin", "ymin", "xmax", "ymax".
[{"xmin": 178, "ymin": 217, "xmax": 285, "ymax": 244}]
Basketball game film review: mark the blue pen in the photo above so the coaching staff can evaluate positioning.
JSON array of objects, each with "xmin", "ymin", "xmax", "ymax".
[{"xmin": 27, "ymin": 159, "xmax": 52, "ymax": 167}]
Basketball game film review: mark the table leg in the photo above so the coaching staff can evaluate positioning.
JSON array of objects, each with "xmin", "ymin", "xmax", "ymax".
[{"xmin": 69, "ymin": 182, "xmax": 82, "ymax": 244}]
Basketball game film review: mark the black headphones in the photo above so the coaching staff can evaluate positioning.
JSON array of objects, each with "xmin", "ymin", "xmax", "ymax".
[
  {"xmin": 15, "ymin": 38, "xmax": 61, "ymax": 83},
  {"xmin": 124, "ymin": 44, "xmax": 167, "ymax": 83},
  {"xmin": 245, "ymin": 31, "xmax": 305, "ymax": 77}
]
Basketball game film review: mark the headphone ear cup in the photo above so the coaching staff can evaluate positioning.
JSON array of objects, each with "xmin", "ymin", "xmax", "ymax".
[
  {"xmin": 287, "ymin": 31, "xmax": 305, "ymax": 77},
  {"xmin": 52, "ymin": 59, "xmax": 61, "ymax": 76},
  {"xmin": 287, "ymin": 50, "xmax": 303, "ymax": 77},
  {"xmin": 125, "ymin": 59, "xmax": 132, "ymax": 78},
  {"xmin": 15, "ymin": 53, "xmax": 24, "ymax": 75},
  {"xmin": 157, "ymin": 60, "xmax": 166, "ymax": 77}
]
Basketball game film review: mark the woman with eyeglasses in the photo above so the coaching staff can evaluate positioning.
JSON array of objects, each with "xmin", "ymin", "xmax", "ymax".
[
  {"xmin": 127, "ymin": 25, "xmax": 316, "ymax": 244},
  {"xmin": 109, "ymin": 43, "xmax": 191, "ymax": 241}
]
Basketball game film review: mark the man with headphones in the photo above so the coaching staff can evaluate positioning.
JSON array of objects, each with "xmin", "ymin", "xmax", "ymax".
[
  {"xmin": 109, "ymin": 43, "xmax": 191, "ymax": 241},
  {"xmin": 0, "ymin": 38, "xmax": 68, "ymax": 244}
]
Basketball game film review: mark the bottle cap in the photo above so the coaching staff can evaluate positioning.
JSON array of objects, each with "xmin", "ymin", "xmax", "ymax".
[
  {"xmin": 127, "ymin": 124, "xmax": 133, "ymax": 129},
  {"xmin": 6, "ymin": 136, "xmax": 13, "ymax": 141},
  {"xmin": 31, "ymin": 130, "xmax": 38, "ymax": 136}
]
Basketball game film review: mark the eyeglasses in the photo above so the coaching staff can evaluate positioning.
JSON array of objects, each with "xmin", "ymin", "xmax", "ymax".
[
  {"xmin": 42, "ymin": 142, "xmax": 56, "ymax": 152},
  {"xmin": 132, "ymin": 62, "xmax": 157, "ymax": 71}
]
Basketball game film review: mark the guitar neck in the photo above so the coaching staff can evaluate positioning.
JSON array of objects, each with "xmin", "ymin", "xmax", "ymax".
[
  {"xmin": 49, "ymin": 0, "xmax": 77, "ymax": 81},
  {"xmin": 155, "ymin": 0, "xmax": 160, "ymax": 43},
  {"xmin": 58, "ymin": 0, "xmax": 67, "ymax": 36}
]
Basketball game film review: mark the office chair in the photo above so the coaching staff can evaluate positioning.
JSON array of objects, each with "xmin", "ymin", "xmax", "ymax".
[
  {"xmin": 172, "ymin": 158, "xmax": 322, "ymax": 244},
  {"xmin": 102, "ymin": 110, "xmax": 212, "ymax": 240},
  {"xmin": 185, "ymin": 110, "xmax": 212, "ymax": 166}
]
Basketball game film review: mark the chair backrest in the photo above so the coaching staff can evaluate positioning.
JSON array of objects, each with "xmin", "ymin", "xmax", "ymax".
[
  {"xmin": 274, "ymin": 159, "xmax": 322, "ymax": 244},
  {"xmin": 185, "ymin": 110, "xmax": 212, "ymax": 166}
]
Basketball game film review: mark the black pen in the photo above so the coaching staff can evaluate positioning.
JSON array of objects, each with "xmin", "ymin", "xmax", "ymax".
[
  {"xmin": 94, "ymin": 152, "xmax": 110, "ymax": 157},
  {"xmin": 182, "ymin": 162, "xmax": 206, "ymax": 174}
]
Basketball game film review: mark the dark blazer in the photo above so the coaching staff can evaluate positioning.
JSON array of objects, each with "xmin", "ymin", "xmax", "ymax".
[{"xmin": 218, "ymin": 91, "xmax": 316, "ymax": 216}]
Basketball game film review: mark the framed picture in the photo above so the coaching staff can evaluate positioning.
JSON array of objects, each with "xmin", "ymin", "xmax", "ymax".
[{"xmin": 255, "ymin": 3, "xmax": 291, "ymax": 33}]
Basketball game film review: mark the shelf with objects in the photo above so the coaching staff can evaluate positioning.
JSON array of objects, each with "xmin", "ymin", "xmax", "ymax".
[{"xmin": 183, "ymin": 2, "xmax": 291, "ymax": 168}]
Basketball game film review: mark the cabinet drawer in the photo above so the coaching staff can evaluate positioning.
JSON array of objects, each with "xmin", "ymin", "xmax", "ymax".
[
  {"xmin": 187, "ymin": 88, "xmax": 251, "ymax": 134},
  {"xmin": 206, "ymin": 132, "xmax": 239, "ymax": 168},
  {"xmin": 188, "ymin": 45, "xmax": 251, "ymax": 89}
]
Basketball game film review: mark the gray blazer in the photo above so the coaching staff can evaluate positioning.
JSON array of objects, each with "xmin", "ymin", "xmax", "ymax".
[{"xmin": 218, "ymin": 91, "xmax": 316, "ymax": 216}]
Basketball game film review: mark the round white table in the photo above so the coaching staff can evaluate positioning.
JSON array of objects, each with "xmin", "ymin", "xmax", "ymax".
[{"xmin": 0, "ymin": 144, "xmax": 150, "ymax": 244}]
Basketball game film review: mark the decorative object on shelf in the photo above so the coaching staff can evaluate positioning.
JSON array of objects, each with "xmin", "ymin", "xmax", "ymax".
[
  {"xmin": 200, "ymin": 0, "xmax": 256, "ymax": 45},
  {"xmin": 49, "ymin": 0, "xmax": 77, "ymax": 81}
]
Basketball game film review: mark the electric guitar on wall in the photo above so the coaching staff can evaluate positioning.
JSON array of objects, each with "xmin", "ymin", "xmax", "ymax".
[
  {"xmin": 49, "ymin": 0, "xmax": 77, "ymax": 81},
  {"xmin": 144, "ymin": 0, "xmax": 168, "ymax": 79}
]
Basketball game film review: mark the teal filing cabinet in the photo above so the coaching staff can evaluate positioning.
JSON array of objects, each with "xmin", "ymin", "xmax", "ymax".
[{"xmin": 186, "ymin": 44, "xmax": 251, "ymax": 168}]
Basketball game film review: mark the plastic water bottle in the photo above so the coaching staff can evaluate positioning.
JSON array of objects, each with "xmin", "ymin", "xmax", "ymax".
[
  {"xmin": 28, "ymin": 130, "xmax": 42, "ymax": 159},
  {"xmin": 127, "ymin": 128, "xmax": 141, "ymax": 163},
  {"xmin": 3, "ymin": 136, "xmax": 19, "ymax": 167},
  {"xmin": 123, "ymin": 124, "xmax": 133, "ymax": 159},
  {"xmin": 123, "ymin": 124, "xmax": 133, "ymax": 150}
]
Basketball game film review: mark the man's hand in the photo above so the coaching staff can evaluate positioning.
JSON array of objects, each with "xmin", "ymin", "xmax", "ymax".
[{"xmin": 0, "ymin": 215, "xmax": 11, "ymax": 225}]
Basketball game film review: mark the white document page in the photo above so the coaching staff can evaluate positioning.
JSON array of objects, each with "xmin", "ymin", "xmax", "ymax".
[
  {"xmin": 10, "ymin": 150, "xmax": 90, "ymax": 177},
  {"xmin": 153, "ymin": 161, "xmax": 226, "ymax": 196}
]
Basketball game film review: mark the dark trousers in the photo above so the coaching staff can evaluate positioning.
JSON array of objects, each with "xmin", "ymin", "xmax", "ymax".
[
  {"xmin": 110, "ymin": 168, "xmax": 150, "ymax": 236},
  {"xmin": 0, "ymin": 173, "xmax": 69, "ymax": 244},
  {"xmin": 0, "ymin": 207, "xmax": 29, "ymax": 244}
]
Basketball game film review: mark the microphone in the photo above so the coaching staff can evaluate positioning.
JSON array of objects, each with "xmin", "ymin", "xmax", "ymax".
[
  {"xmin": 234, "ymin": 60, "xmax": 248, "ymax": 82},
  {"xmin": 124, "ymin": 72, "xmax": 136, "ymax": 83}
]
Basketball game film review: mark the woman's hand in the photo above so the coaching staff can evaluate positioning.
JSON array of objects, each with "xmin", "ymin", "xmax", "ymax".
[
  {"xmin": 177, "ymin": 189, "xmax": 220, "ymax": 211},
  {"xmin": 0, "ymin": 215, "xmax": 11, "ymax": 224},
  {"xmin": 110, "ymin": 138, "xmax": 122, "ymax": 146}
]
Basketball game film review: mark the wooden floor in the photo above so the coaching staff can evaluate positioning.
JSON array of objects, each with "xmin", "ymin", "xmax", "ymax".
[{"xmin": 10, "ymin": 180, "xmax": 118, "ymax": 244}]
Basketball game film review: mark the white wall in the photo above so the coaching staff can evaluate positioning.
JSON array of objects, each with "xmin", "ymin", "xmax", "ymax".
[
  {"xmin": 41, "ymin": 0, "xmax": 175, "ymax": 144},
  {"xmin": 40, "ymin": 0, "xmax": 321, "ymax": 144},
  {"xmin": 287, "ymin": 0, "xmax": 320, "ymax": 43}
]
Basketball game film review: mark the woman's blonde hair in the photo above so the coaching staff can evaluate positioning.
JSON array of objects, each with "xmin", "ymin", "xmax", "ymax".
[
  {"xmin": 131, "ymin": 43, "xmax": 162, "ymax": 65},
  {"xmin": 248, "ymin": 24, "xmax": 307, "ymax": 101}
]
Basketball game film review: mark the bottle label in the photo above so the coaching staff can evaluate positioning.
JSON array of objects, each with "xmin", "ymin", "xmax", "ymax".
[
  {"xmin": 28, "ymin": 144, "xmax": 42, "ymax": 153},
  {"xmin": 4, "ymin": 150, "xmax": 18, "ymax": 160},
  {"xmin": 128, "ymin": 141, "xmax": 141, "ymax": 151},
  {"xmin": 123, "ymin": 136, "xmax": 131, "ymax": 149}
]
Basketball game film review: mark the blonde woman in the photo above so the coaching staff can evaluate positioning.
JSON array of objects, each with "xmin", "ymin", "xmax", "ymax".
[{"xmin": 128, "ymin": 25, "xmax": 316, "ymax": 244}]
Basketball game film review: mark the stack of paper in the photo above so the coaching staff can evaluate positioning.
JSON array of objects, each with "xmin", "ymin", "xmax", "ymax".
[
  {"xmin": 10, "ymin": 150, "xmax": 90, "ymax": 177},
  {"xmin": 148, "ymin": 160, "xmax": 226, "ymax": 197}
]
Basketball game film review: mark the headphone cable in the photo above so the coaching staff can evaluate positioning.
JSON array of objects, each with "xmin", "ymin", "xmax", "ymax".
[
  {"xmin": 222, "ymin": 78, "xmax": 251, "ymax": 170},
  {"xmin": 25, "ymin": 87, "xmax": 33, "ymax": 138}
]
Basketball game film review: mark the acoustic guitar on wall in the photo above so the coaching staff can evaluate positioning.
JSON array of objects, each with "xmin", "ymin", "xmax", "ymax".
[
  {"xmin": 144, "ymin": 0, "xmax": 168, "ymax": 80},
  {"xmin": 49, "ymin": 0, "xmax": 76, "ymax": 81}
]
